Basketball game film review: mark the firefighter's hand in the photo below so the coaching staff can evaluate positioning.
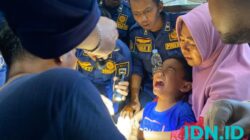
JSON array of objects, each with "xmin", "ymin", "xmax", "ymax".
[
  {"xmin": 113, "ymin": 77, "xmax": 129, "ymax": 101},
  {"xmin": 204, "ymin": 99, "xmax": 250, "ymax": 137},
  {"xmin": 121, "ymin": 99, "xmax": 141, "ymax": 119}
]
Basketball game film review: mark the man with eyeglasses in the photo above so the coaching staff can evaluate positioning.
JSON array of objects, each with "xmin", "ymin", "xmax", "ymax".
[
  {"xmin": 76, "ymin": 24, "xmax": 131, "ymax": 114},
  {"xmin": 121, "ymin": 0, "xmax": 184, "ymax": 118}
]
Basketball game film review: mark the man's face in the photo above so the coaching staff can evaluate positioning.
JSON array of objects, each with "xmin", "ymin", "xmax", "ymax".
[
  {"xmin": 76, "ymin": 17, "xmax": 118, "ymax": 61},
  {"xmin": 84, "ymin": 50, "xmax": 110, "ymax": 61},
  {"xmin": 104, "ymin": 0, "xmax": 121, "ymax": 7},
  {"xmin": 130, "ymin": 0, "xmax": 162, "ymax": 31},
  {"xmin": 208, "ymin": 0, "xmax": 250, "ymax": 43}
]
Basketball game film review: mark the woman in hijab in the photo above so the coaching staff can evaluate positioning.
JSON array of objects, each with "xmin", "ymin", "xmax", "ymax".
[
  {"xmin": 176, "ymin": 3, "xmax": 250, "ymax": 120},
  {"xmin": 129, "ymin": 3, "xmax": 250, "ymax": 139}
]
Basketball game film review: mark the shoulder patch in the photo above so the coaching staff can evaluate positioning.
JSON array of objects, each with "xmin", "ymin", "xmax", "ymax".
[
  {"xmin": 77, "ymin": 61, "xmax": 93, "ymax": 72},
  {"xmin": 101, "ymin": 60, "xmax": 116, "ymax": 74},
  {"xmin": 169, "ymin": 29, "xmax": 178, "ymax": 41},
  {"xmin": 117, "ymin": 14, "xmax": 128, "ymax": 30},
  {"xmin": 115, "ymin": 62, "xmax": 129, "ymax": 77}
]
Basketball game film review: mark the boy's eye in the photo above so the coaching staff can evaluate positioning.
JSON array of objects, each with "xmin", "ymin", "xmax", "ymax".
[
  {"xmin": 167, "ymin": 68, "xmax": 175, "ymax": 73},
  {"xmin": 144, "ymin": 8, "xmax": 152, "ymax": 14},
  {"xmin": 162, "ymin": 67, "xmax": 176, "ymax": 75},
  {"xmin": 133, "ymin": 13, "xmax": 141, "ymax": 17}
]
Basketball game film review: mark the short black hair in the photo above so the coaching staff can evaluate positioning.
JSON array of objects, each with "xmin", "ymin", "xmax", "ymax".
[
  {"xmin": 164, "ymin": 55, "xmax": 192, "ymax": 82},
  {"xmin": 0, "ymin": 21, "xmax": 25, "ymax": 67},
  {"xmin": 128, "ymin": 0, "xmax": 162, "ymax": 5}
]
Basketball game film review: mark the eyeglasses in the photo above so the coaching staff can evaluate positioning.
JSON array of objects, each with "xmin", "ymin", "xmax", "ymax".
[{"xmin": 133, "ymin": 7, "xmax": 154, "ymax": 18}]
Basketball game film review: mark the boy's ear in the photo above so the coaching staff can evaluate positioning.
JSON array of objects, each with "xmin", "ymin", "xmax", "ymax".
[{"xmin": 179, "ymin": 81, "xmax": 192, "ymax": 93}]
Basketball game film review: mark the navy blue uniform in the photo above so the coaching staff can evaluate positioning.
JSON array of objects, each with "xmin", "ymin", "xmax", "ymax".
[
  {"xmin": 0, "ymin": 68, "xmax": 125, "ymax": 140},
  {"xmin": 0, "ymin": 12, "xmax": 7, "ymax": 86},
  {"xmin": 76, "ymin": 39, "xmax": 131, "ymax": 113},
  {"xmin": 99, "ymin": 1, "xmax": 136, "ymax": 44},
  {"xmin": 130, "ymin": 12, "xmax": 184, "ymax": 107},
  {"xmin": 0, "ymin": 54, "xmax": 6, "ymax": 86}
]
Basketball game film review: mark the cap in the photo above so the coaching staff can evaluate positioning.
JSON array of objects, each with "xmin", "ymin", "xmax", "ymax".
[{"xmin": 0, "ymin": 0, "xmax": 100, "ymax": 58}]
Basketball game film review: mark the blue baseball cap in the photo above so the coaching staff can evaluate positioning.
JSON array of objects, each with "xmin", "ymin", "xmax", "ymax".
[{"xmin": 0, "ymin": 0, "xmax": 100, "ymax": 59}]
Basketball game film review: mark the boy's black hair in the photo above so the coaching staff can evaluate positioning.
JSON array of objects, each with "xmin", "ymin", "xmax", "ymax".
[
  {"xmin": 164, "ymin": 55, "xmax": 192, "ymax": 82},
  {"xmin": 0, "ymin": 21, "xmax": 25, "ymax": 67}
]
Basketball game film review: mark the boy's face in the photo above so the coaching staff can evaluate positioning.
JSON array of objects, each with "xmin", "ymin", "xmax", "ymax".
[{"xmin": 153, "ymin": 58, "xmax": 190, "ymax": 99}]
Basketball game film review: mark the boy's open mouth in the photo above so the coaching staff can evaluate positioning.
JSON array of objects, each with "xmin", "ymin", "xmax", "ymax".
[{"xmin": 154, "ymin": 80, "xmax": 165, "ymax": 88}]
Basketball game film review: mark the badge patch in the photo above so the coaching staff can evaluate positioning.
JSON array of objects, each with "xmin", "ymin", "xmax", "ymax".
[
  {"xmin": 77, "ymin": 61, "xmax": 93, "ymax": 72},
  {"xmin": 101, "ymin": 60, "xmax": 116, "ymax": 74},
  {"xmin": 165, "ymin": 42, "xmax": 180, "ymax": 50},
  {"xmin": 115, "ymin": 62, "xmax": 129, "ymax": 77},
  {"xmin": 169, "ymin": 30, "xmax": 178, "ymax": 41},
  {"xmin": 135, "ymin": 37, "xmax": 152, "ymax": 53},
  {"xmin": 165, "ymin": 22, "xmax": 171, "ymax": 31},
  {"xmin": 117, "ymin": 14, "xmax": 128, "ymax": 30}
]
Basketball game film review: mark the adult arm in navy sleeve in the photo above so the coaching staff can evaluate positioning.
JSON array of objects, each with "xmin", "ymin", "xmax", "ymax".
[
  {"xmin": 61, "ymin": 74, "xmax": 125, "ymax": 140},
  {"xmin": 113, "ymin": 39, "xmax": 132, "ymax": 100},
  {"xmin": 120, "ymin": 34, "xmax": 143, "ymax": 118}
]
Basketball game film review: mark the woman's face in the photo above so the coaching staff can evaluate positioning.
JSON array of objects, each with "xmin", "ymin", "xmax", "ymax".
[
  {"xmin": 179, "ymin": 23, "xmax": 202, "ymax": 67},
  {"xmin": 130, "ymin": 0, "xmax": 162, "ymax": 31}
]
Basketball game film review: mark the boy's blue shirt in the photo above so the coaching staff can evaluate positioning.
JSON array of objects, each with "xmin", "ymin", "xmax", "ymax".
[{"xmin": 140, "ymin": 100, "xmax": 196, "ymax": 131}]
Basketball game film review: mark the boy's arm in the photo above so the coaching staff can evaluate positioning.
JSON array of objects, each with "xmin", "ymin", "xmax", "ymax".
[
  {"xmin": 143, "ymin": 131, "xmax": 171, "ymax": 140},
  {"xmin": 133, "ymin": 109, "xmax": 143, "ymax": 122},
  {"xmin": 130, "ymin": 109, "xmax": 144, "ymax": 140}
]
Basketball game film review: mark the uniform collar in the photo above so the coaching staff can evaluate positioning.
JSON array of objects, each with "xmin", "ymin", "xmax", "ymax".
[{"xmin": 143, "ymin": 12, "xmax": 171, "ymax": 36}]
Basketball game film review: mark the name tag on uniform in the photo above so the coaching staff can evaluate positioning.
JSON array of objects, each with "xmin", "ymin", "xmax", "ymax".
[
  {"xmin": 117, "ymin": 14, "xmax": 128, "ymax": 30},
  {"xmin": 101, "ymin": 60, "xmax": 116, "ymax": 74},
  {"xmin": 115, "ymin": 62, "xmax": 129, "ymax": 77},
  {"xmin": 135, "ymin": 37, "xmax": 152, "ymax": 53},
  {"xmin": 165, "ymin": 42, "xmax": 180, "ymax": 50},
  {"xmin": 77, "ymin": 61, "xmax": 93, "ymax": 72}
]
